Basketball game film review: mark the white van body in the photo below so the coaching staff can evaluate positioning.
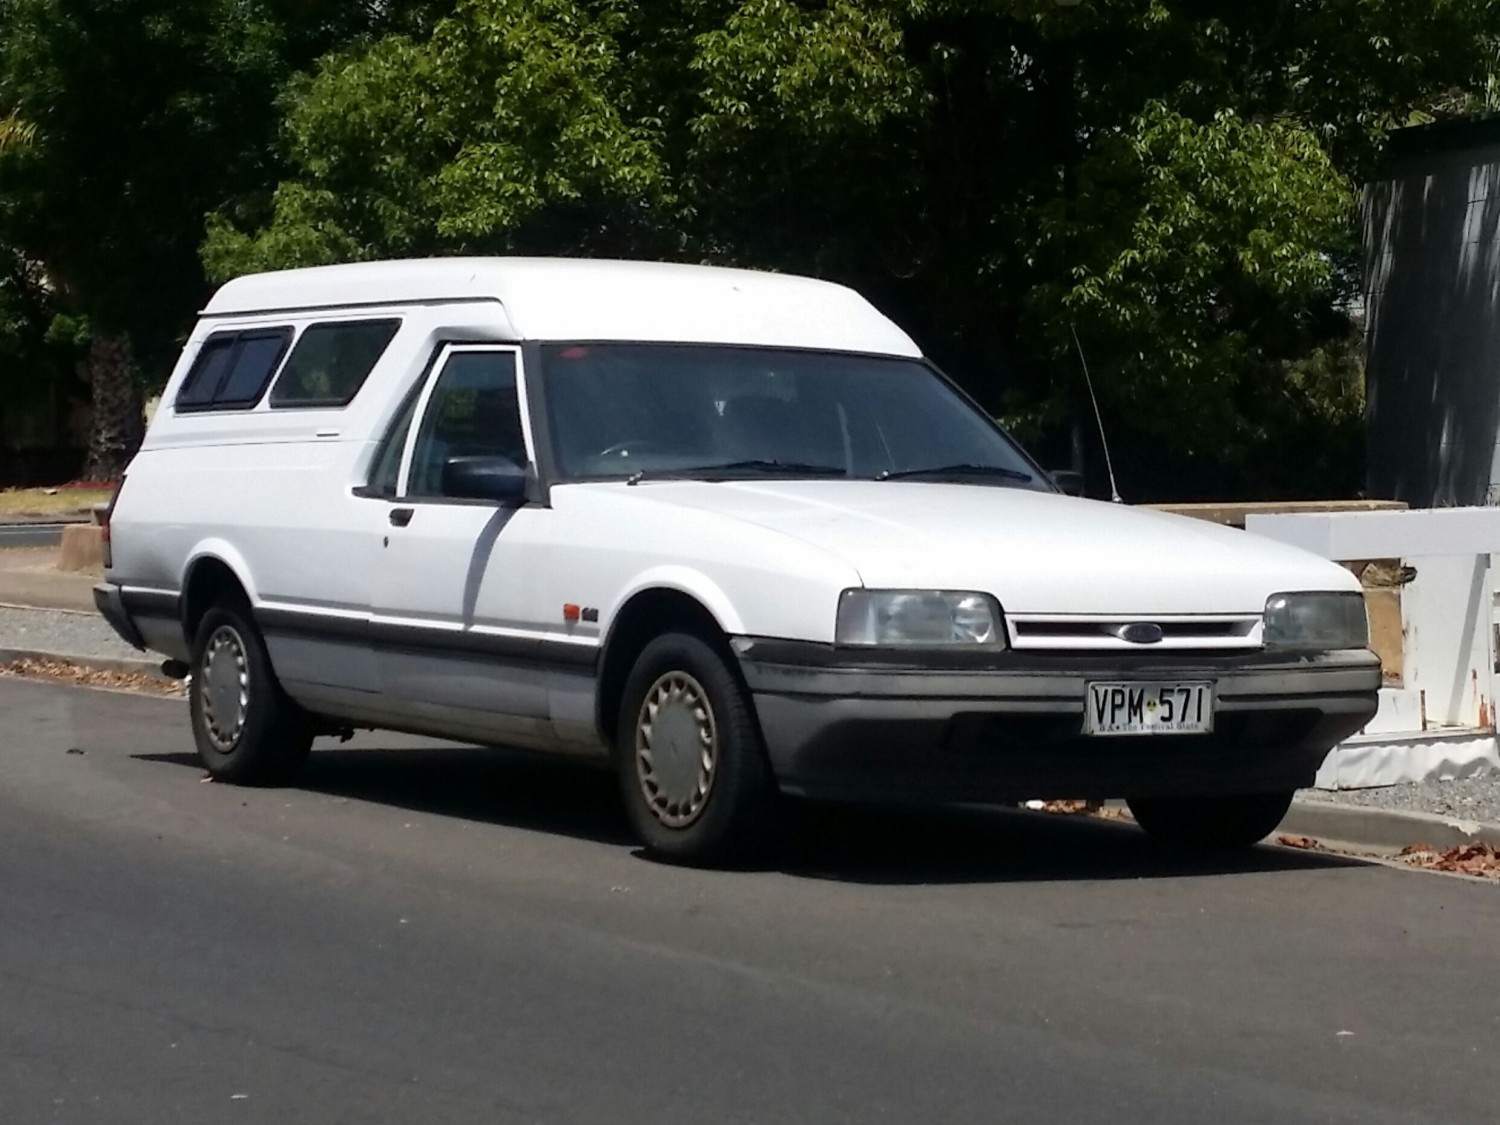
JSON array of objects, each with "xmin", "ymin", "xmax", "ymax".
[{"xmin": 97, "ymin": 258, "xmax": 1380, "ymax": 860}]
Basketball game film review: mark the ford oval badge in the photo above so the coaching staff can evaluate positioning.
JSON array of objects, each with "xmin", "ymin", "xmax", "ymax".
[{"xmin": 1116, "ymin": 622, "xmax": 1164, "ymax": 645}]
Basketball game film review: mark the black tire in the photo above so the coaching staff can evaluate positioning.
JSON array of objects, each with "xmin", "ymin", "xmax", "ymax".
[
  {"xmin": 189, "ymin": 602, "xmax": 313, "ymax": 786},
  {"xmin": 1127, "ymin": 790, "xmax": 1295, "ymax": 851},
  {"xmin": 614, "ymin": 632, "xmax": 775, "ymax": 865}
]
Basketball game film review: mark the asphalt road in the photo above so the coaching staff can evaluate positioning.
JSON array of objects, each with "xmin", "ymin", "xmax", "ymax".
[
  {"xmin": 4, "ymin": 677, "xmax": 1500, "ymax": 1125},
  {"xmin": 0, "ymin": 523, "xmax": 66, "ymax": 549}
]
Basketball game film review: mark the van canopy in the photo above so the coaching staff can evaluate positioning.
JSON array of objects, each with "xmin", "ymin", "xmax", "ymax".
[{"xmin": 203, "ymin": 257, "xmax": 922, "ymax": 358}]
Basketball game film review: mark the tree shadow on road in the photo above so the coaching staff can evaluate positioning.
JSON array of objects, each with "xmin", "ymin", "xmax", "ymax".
[{"xmin": 134, "ymin": 742, "xmax": 1371, "ymax": 886}]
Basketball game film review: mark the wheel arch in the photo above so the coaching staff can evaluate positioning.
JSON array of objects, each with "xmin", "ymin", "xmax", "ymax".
[
  {"xmin": 595, "ymin": 582, "xmax": 742, "ymax": 746},
  {"xmin": 179, "ymin": 542, "xmax": 258, "ymax": 646}
]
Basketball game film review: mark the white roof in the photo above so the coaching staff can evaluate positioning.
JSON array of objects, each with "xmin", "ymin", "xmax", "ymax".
[{"xmin": 203, "ymin": 257, "xmax": 922, "ymax": 357}]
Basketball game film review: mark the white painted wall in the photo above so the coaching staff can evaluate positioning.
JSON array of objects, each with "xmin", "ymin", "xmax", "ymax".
[{"xmin": 1247, "ymin": 508, "xmax": 1500, "ymax": 787}]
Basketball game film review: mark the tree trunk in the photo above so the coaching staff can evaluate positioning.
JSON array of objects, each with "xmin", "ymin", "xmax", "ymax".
[{"xmin": 81, "ymin": 333, "xmax": 145, "ymax": 482}]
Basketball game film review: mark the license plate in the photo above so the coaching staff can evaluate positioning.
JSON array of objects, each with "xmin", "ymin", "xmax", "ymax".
[{"xmin": 1085, "ymin": 682, "xmax": 1214, "ymax": 736}]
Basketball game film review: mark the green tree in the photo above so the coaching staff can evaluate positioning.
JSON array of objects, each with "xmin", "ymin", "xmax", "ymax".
[
  {"xmin": 206, "ymin": 0, "xmax": 1498, "ymax": 497},
  {"xmin": 205, "ymin": 0, "xmax": 682, "ymax": 274},
  {"xmin": 0, "ymin": 111, "xmax": 35, "ymax": 153},
  {"xmin": 0, "ymin": 0, "xmax": 430, "ymax": 479}
]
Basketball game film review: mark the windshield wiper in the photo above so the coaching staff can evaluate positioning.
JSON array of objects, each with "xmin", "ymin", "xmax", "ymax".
[
  {"xmin": 877, "ymin": 463, "xmax": 1034, "ymax": 483},
  {"xmin": 680, "ymin": 459, "xmax": 848, "ymax": 478},
  {"xmin": 626, "ymin": 460, "xmax": 848, "ymax": 485}
]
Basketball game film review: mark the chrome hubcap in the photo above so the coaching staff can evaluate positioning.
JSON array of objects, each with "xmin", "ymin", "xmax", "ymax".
[
  {"xmin": 200, "ymin": 625, "xmax": 249, "ymax": 750},
  {"xmin": 635, "ymin": 671, "xmax": 717, "ymax": 828}
]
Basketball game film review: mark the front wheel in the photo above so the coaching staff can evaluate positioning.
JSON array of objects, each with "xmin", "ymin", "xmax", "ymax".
[
  {"xmin": 615, "ymin": 632, "xmax": 775, "ymax": 865},
  {"xmin": 1127, "ymin": 791, "xmax": 1294, "ymax": 852},
  {"xmin": 189, "ymin": 603, "xmax": 313, "ymax": 786}
]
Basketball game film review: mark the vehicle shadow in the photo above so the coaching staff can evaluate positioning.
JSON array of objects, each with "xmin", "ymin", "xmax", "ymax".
[
  {"xmin": 134, "ymin": 744, "xmax": 636, "ymax": 847},
  {"xmin": 134, "ymin": 743, "xmax": 1370, "ymax": 886},
  {"xmin": 770, "ymin": 802, "xmax": 1368, "ymax": 886}
]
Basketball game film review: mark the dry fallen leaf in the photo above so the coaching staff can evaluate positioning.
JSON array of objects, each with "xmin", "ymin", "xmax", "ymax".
[
  {"xmin": 1276, "ymin": 835, "xmax": 1325, "ymax": 851},
  {"xmin": 1398, "ymin": 842, "xmax": 1500, "ymax": 880},
  {"xmin": 0, "ymin": 657, "xmax": 185, "ymax": 697}
]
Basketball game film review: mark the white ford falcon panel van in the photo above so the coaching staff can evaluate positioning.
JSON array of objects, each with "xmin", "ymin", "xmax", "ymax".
[{"xmin": 96, "ymin": 258, "xmax": 1379, "ymax": 862}]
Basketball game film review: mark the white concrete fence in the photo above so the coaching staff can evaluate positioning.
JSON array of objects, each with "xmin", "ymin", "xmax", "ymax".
[{"xmin": 1247, "ymin": 507, "xmax": 1500, "ymax": 789}]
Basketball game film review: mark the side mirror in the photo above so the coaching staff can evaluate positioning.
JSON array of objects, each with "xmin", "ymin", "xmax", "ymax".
[
  {"xmin": 442, "ymin": 455, "xmax": 529, "ymax": 503},
  {"xmin": 1048, "ymin": 469, "xmax": 1085, "ymax": 497}
]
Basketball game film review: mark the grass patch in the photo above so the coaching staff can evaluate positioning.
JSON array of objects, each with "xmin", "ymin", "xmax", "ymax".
[{"xmin": 0, "ymin": 487, "xmax": 112, "ymax": 517}]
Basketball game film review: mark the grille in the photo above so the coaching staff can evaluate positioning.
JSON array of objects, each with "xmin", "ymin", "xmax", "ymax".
[{"xmin": 1007, "ymin": 615, "xmax": 1261, "ymax": 651}]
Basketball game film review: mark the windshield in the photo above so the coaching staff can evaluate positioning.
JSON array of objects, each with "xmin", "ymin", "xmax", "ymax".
[{"xmin": 540, "ymin": 344, "xmax": 1046, "ymax": 487}]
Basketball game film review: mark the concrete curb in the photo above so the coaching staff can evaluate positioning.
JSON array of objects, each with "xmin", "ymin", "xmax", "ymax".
[
  {"xmin": 1279, "ymin": 799, "xmax": 1500, "ymax": 853},
  {"xmin": 0, "ymin": 646, "xmax": 175, "ymax": 683},
  {"xmin": 57, "ymin": 524, "xmax": 104, "ymax": 572},
  {"xmin": 0, "ymin": 514, "xmax": 93, "ymax": 526},
  {"xmin": 0, "ymin": 601, "xmax": 96, "ymax": 615},
  {"xmin": 1098, "ymin": 797, "xmax": 1500, "ymax": 855}
]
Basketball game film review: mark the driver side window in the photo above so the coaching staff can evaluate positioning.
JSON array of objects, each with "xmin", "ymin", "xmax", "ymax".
[{"xmin": 406, "ymin": 350, "xmax": 527, "ymax": 498}]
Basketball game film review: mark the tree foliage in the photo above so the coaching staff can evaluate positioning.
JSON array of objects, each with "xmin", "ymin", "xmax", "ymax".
[
  {"xmin": 0, "ymin": 0, "xmax": 439, "ymax": 357},
  {"xmin": 0, "ymin": 0, "xmax": 432, "ymax": 474},
  {"xmin": 201, "ymin": 0, "xmax": 1499, "ymax": 496},
  {"xmin": 3, "ymin": 0, "xmax": 1495, "ymax": 492}
]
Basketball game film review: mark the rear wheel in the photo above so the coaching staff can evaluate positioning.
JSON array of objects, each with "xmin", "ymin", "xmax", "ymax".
[
  {"xmin": 189, "ymin": 602, "xmax": 312, "ymax": 785},
  {"xmin": 615, "ymin": 632, "xmax": 774, "ymax": 865},
  {"xmin": 1127, "ymin": 791, "xmax": 1294, "ymax": 851}
]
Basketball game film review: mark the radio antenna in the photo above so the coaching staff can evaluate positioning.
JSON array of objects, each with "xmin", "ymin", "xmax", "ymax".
[{"xmin": 1070, "ymin": 324, "xmax": 1123, "ymax": 504}]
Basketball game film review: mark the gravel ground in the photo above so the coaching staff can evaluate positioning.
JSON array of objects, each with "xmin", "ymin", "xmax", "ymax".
[
  {"xmin": 1301, "ymin": 773, "xmax": 1500, "ymax": 824},
  {"xmin": 0, "ymin": 605, "xmax": 146, "ymax": 662}
]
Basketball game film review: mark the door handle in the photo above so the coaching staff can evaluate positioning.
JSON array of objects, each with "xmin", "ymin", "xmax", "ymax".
[{"xmin": 389, "ymin": 507, "xmax": 414, "ymax": 528}]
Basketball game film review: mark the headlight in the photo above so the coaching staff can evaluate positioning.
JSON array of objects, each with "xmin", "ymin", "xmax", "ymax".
[
  {"xmin": 1263, "ymin": 592, "xmax": 1368, "ymax": 651},
  {"xmin": 837, "ymin": 590, "xmax": 1006, "ymax": 647}
]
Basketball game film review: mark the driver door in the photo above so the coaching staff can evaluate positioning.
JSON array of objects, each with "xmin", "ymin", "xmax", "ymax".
[{"xmin": 371, "ymin": 344, "xmax": 553, "ymax": 739}]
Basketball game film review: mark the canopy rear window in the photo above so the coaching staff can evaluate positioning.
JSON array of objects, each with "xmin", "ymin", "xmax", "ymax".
[{"xmin": 174, "ymin": 329, "xmax": 293, "ymax": 412}]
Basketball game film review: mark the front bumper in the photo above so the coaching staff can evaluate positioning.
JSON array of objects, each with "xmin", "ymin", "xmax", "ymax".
[{"xmin": 734, "ymin": 640, "xmax": 1381, "ymax": 803}]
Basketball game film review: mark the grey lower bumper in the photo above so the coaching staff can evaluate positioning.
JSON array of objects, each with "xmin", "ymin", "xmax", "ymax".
[
  {"xmin": 735, "ymin": 641, "xmax": 1382, "ymax": 803},
  {"xmin": 93, "ymin": 582, "xmax": 146, "ymax": 651}
]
